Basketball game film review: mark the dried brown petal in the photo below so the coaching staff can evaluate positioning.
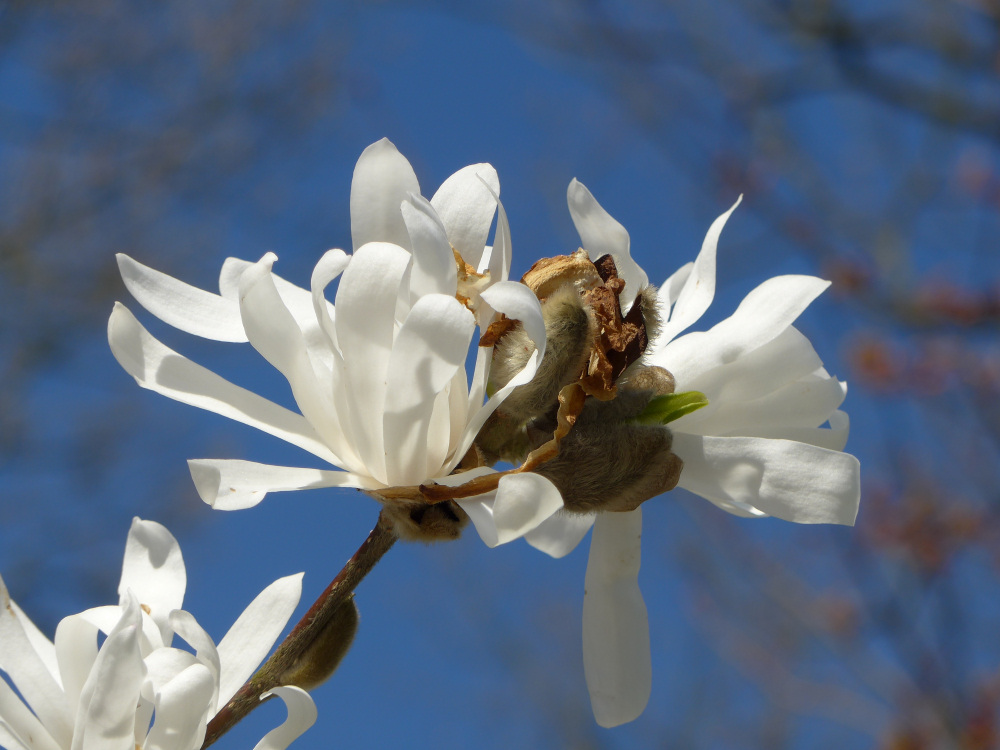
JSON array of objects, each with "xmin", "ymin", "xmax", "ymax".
[{"xmin": 521, "ymin": 249, "xmax": 602, "ymax": 299}]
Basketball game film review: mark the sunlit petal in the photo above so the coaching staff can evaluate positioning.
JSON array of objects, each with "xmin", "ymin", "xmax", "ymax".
[
  {"xmin": 251, "ymin": 687, "xmax": 317, "ymax": 750},
  {"xmin": 350, "ymin": 137, "xmax": 420, "ymax": 251},
  {"xmin": 430, "ymin": 163, "xmax": 499, "ymax": 271}
]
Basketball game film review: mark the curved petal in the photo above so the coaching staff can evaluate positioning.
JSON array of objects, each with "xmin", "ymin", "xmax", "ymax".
[
  {"xmin": 457, "ymin": 473, "xmax": 564, "ymax": 548},
  {"xmin": 481, "ymin": 180, "xmax": 511, "ymax": 282},
  {"xmin": 118, "ymin": 519, "xmax": 186, "ymax": 648},
  {"xmin": 524, "ymin": 510, "xmax": 596, "ymax": 559},
  {"xmin": 252, "ymin": 686, "xmax": 317, "ymax": 750},
  {"xmin": 72, "ymin": 595, "xmax": 145, "ymax": 750},
  {"xmin": 9, "ymin": 601, "xmax": 59, "ymax": 684},
  {"xmin": 188, "ymin": 459, "xmax": 380, "ymax": 510},
  {"xmin": 350, "ymin": 138, "xmax": 420, "ymax": 252},
  {"xmin": 657, "ymin": 197, "xmax": 741, "ymax": 344},
  {"xmin": 567, "ymin": 179, "xmax": 647, "ymax": 313},
  {"xmin": 401, "ymin": 194, "xmax": 458, "ymax": 301},
  {"xmin": 479, "ymin": 281, "xmax": 546, "ymax": 359},
  {"xmin": 116, "ymin": 254, "xmax": 247, "ymax": 342},
  {"xmin": 108, "ymin": 303, "xmax": 339, "ymax": 464},
  {"xmin": 672, "ymin": 433, "xmax": 861, "ymax": 525},
  {"xmin": 142, "ymin": 662, "xmax": 214, "ymax": 750},
  {"xmin": 654, "ymin": 261, "xmax": 693, "ymax": 321},
  {"xmin": 216, "ymin": 574, "xmax": 303, "ymax": 708},
  {"xmin": 430, "ymin": 163, "xmax": 499, "ymax": 271},
  {"xmin": 383, "ymin": 295, "xmax": 475, "ymax": 484},
  {"xmin": 0, "ymin": 723, "xmax": 31, "ymax": 750},
  {"xmin": 0, "ymin": 575, "xmax": 72, "ymax": 747},
  {"xmin": 168, "ymin": 610, "xmax": 221, "ymax": 709},
  {"xmin": 0, "ymin": 677, "xmax": 61, "ymax": 750},
  {"xmin": 334, "ymin": 242, "xmax": 413, "ymax": 482},
  {"xmin": 655, "ymin": 275, "xmax": 831, "ymax": 388},
  {"xmin": 582, "ymin": 510, "xmax": 651, "ymax": 728},
  {"xmin": 309, "ymin": 249, "xmax": 350, "ymax": 355}
]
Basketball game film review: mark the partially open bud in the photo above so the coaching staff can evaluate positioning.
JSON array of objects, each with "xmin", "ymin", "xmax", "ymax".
[{"xmin": 280, "ymin": 597, "xmax": 359, "ymax": 691}]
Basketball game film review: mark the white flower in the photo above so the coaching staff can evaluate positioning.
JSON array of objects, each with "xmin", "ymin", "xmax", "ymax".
[
  {"xmin": 0, "ymin": 518, "xmax": 312, "ymax": 750},
  {"xmin": 526, "ymin": 180, "xmax": 861, "ymax": 728},
  {"xmin": 108, "ymin": 139, "xmax": 561, "ymax": 547}
]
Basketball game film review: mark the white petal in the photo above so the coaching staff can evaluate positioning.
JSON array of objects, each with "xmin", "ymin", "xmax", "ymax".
[
  {"xmin": 350, "ymin": 138, "xmax": 420, "ymax": 251},
  {"xmin": 567, "ymin": 179, "xmax": 647, "ymax": 313},
  {"xmin": 524, "ymin": 510, "xmax": 596, "ymax": 559},
  {"xmin": 457, "ymin": 473, "xmax": 564, "ymax": 548},
  {"xmin": 252, "ymin": 686, "xmax": 317, "ymax": 750},
  {"xmin": 583, "ymin": 510, "xmax": 651, "ymax": 728},
  {"xmin": 108, "ymin": 303, "xmax": 339, "ymax": 464},
  {"xmin": 9, "ymin": 601, "xmax": 59, "ymax": 684},
  {"xmin": 188, "ymin": 459, "xmax": 380, "ymax": 510},
  {"xmin": 116, "ymin": 254, "xmax": 248, "ymax": 342},
  {"xmin": 142, "ymin": 662, "xmax": 214, "ymax": 750},
  {"xmin": 334, "ymin": 242, "xmax": 413, "ymax": 483},
  {"xmin": 654, "ymin": 261, "xmax": 693, "ymax": 321},
  {"xmin": 402, "ymin": 194, "xmax": 458, "ymax": 302},
  {"xmin": 383, "ymin": 295, "xmax": 476, "ymax": 485},
  {"xmin": 655, "ymin": 275, "xmax": 831, "ymax": 388},
  {"xmin": 481, "ymin": 180, "xmax": 511, "ymax": 282},
  {"xmin": 657, "ymin": 197, "xmax": 742, "ymax": 343},
  {"xmin": 0, "ymin": 575, "xmax": 72, "ymax": 747},
  {"xmin": 0, "ymin": 679, "xmax": 61, "ymax": 750},
  {"xmin": 168, "ymin": 610, "xmax": 221, "ymax": 709},
  {"xmin": 672, "ymin": 433, "xmax": 861, "ymax": 525},
  {"xmin": 118, "ymin": 518, "xmax": 185, "ymax": 648},
  {"xmin": 309, "ymin": 249, "xmax": 350, "ymax": 354},
  {"xmin": 216, "ymin": 574, "xmax": 303, "ymax": 708},
  {"xmin": 479, "ymin": 281, "xmax": 546, "ymax": 359},
  {"xmin": 71, "ymin": 596, "xmax": 145, "ymax": 750},
  {"xmin": 430, "ymin": 163, "xmax": 499, "ymax": 271}
]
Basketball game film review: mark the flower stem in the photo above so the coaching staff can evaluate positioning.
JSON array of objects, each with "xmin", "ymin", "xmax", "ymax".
[{"xmin": 201, "ymin": 508, "xmax": 398, "ymax": 748}]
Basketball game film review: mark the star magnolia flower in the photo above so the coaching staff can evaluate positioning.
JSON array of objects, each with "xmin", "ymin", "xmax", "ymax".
[
  {"xmin": 108, "ymin": 139, "xmax": 561, "ymax": 547},
  {"xmin": 0, "ymin": 518, "xmax": 312, "ymax": 750},
  {"xmin": 525, "ymin": 181, "xmax": 862, "ymax": 728}
]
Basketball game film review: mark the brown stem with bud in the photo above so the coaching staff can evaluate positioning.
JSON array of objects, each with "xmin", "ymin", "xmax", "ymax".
[{"xmin": 200, "ymin": 509, "xmax": 399, "ymax": 749}]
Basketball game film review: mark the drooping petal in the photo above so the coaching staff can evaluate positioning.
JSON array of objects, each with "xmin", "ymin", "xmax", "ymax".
[
  {"xmin": 0, "ymin": 575, "xmax": 72, "ymax": 748},
  {"xmin": 402, "ymin": 194, "xmax": 458, "ymax": 302},
  {"xmin": 524, "ymin": 510, "xmax": 596, "ymax": 559},
  {"xmin": 188, "ymin": 459, "xmax": 379, "ymax": 510},
  {"xmin": 430, "ymin": 163, "xmax": 499, "ymax": 271},
  {"xmin": 71, "ymin": 595, "xmax": 145, "ymax": 750},
  {"xmin": 350, "ymin": 138, "xmax": 420, "ymax": 252},
  {"xmin": 117, "ymin": 254, "xmax": 248, "ymax": 342},
  {"xmin": 567, "ymin": 179, "xmax": 647, "ymax": 313},
  {"xmin": 216, "ymin": 574, "xmax": 303, "ymax": 708},
  {"xmin": 108, "ymin": 303, "xmax": 339, "ymax": 465},
  {"xmin": 334, "ymin": 242, "xmax": 413, "ymax": 483},
  {"xmin": 672, "ymin": 433, "xmax": 861, "ymax": 525},
  {"xmin": 582, "ymin": 510, "xmax": 651, "ymax": 728},
  {"xmin": 383, "ymin": 294, "xmax": 476, "ymax": 485},
  {"xmin": 657, "ymin": 197, "xmax": 742, "ymax": 344},
  {"xmin": 142, "ymin": 662, "xmax": 214, "ymax": 750},
  {"xmin": 0, "ymin": 679, "xmax": 61, "ymax": 750},
  {"xmin": 654, "ymin": 275, "xmax": 831, "ymax": 388},
  {"xmin": 457, "ymin": 473, "xmax": 564, "ymax": 548},
  {"xmin": 309, "ymin": 249, "xmax": 351, "ymax": 354},
  {"xmin": 118, "ymin": 518, "xmax": 186, "ymax": 648},
  {"xmin": 251, "ymin": 687, "xmax": 317, "ymax": 750}
]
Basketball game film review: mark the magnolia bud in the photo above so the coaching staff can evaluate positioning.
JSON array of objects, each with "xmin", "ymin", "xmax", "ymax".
[{"xmin": 280, "ymin": 598, "xmax": 359, "ymax": 691}]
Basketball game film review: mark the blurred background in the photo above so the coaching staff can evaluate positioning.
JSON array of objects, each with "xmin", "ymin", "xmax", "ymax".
[{"xmin": 1, "ymin": 0, "xmax": 999, "ymax": 747}]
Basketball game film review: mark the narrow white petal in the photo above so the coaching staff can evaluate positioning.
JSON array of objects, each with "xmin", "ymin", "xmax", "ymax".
[
  {"xmin": 654, "ymin": 261, "xmax": 693, "ymax": 321},
  {"xmin": 108, "ymin": 303, "xmax": 339, "ymax": 464},
  {"xmin": 402, "ymin": 194, "xmax": 458, "ymax": 301},
  {"xmin": 309, "ymin": 249, "xmax": 350, "ymax": 354},
  {"xmin": 118, "ymin": 518, "xmax": 185, "ymax": 648},
  {"xmin": 350, "ymin": 138, "xmax": 420, "ymax": 251},
  {"xmin": 583, "ymin": 510, "xmax": 651, "ymax": 728},
  {"xmin": 524, "ymin": 510, "xmax": 596, "ymax": 559},
  {"xmin": 656, "ymin": 275, "xmax": 831, "ymax": 388},
  {"xmin": 457, "ymin": 473, "xmax": 563, "ymax": 548},
  {"xmin": 382, "ymin": 295, "xmax": 475, "ymax": 485},
  {"xmin": 168, "ymin": 610, "xmax": 221, "ymax": 709},
  {"xmin": 335, "ymin": 242, "xmax": 413, "ymax": 483},
  {"xmin": 216, "ymin": 574, "xmax": 303, "ymax": 708},
  {"xmin": 672, "ymin": 433, "xmax": 861, "ymax": 525},
  {"xmin": 142, "ymin": 663, "xmax": 214, "ymax": 750},
  {"xmin": 72, "ymin": 596, "xmax": 145, "ymax": 750},
  {"xmin": 116, "ymin": 254, "xmax": 248, "ymax": 342},
  {"xmin": 0, "ymin": 680, "xmax": 61, "ymax": 750},
  {"xmin": 657, "ymin": 197, "xmax": 742, "ymax": 343},
  {"xmin": 567, "ymin": 179, "xmax": 647, "ymax": 313},
  {"xmin": 479, "ymin": 281, "xmax": 546, "ymax": 358},
  {"xmin": 482, "ymin": 181, "xmax": 511, "ymax": 282},
  {"xmin": 252, "ymin": 686, "xmax": 317, "ymax": 750},
  {"xmin": 430, "ymin": 162, "xmax": 499, "ymax": 271},
  {"xmin": 188, "ymin": 459, "xmax": 380, "ymax": 510},
  {"xmin": 9, "ymin": 601, "xmax": 59, "ymax": 684},
  {"xmin": 0, "ymin": 575, "xmax": 72, "ymax": 747}
]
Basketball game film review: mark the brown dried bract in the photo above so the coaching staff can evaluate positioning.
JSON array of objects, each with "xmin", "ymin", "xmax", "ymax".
[
  {"xmin": 521, "ymin": 249, "xmax": 602, "ymax": 300},
  {"xmin": 478, "ymin": 315, "xmax": 519, "ymax": 347}
]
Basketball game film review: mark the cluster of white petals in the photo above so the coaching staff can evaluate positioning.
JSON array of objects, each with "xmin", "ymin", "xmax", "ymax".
[
  {"xmin": 522, "ymin": 181, "xmax": 862, "ymax": 728},
  {"xmin": 0, "ymin": 518, "xmax": 311, "ymax": 750},
  {"xmin": 109, "ymin": 139, "xmax": 563, "ymax": 549}
]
